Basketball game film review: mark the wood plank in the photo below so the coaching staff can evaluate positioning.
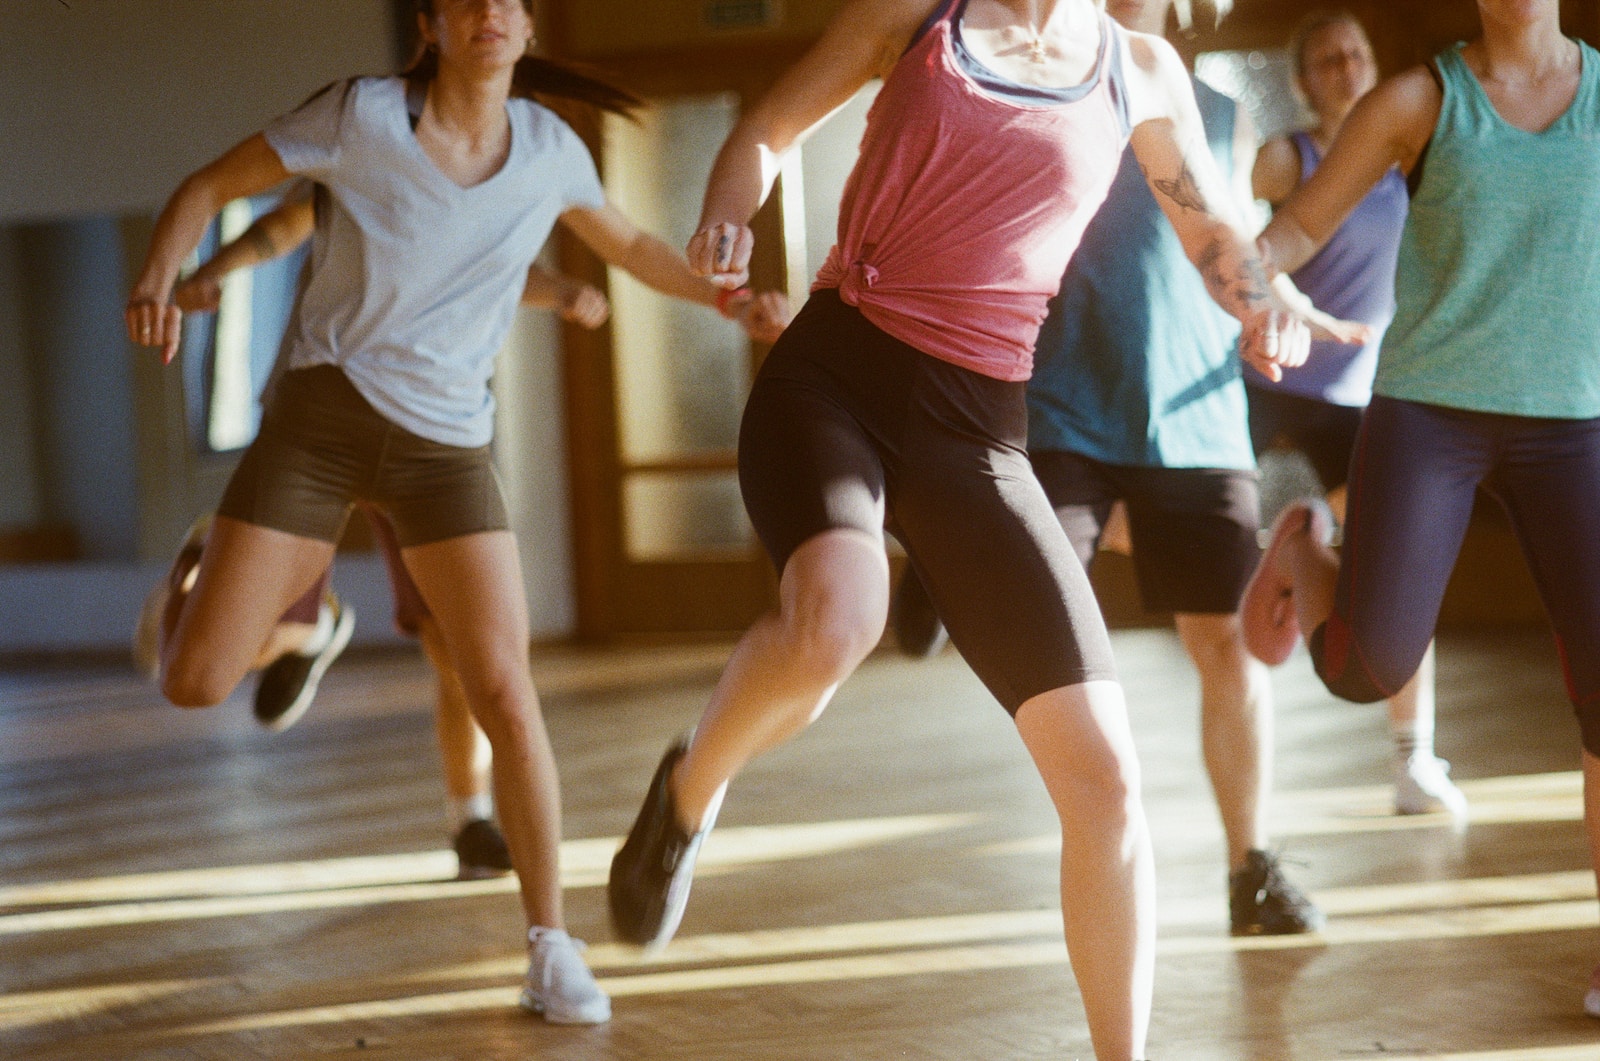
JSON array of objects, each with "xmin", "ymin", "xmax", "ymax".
[{"xmin": 1, "ymin": 627, "xmax": 1594, "ymax": 1059}]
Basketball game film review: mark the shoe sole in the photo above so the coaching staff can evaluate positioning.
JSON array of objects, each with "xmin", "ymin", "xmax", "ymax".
[
  {"xmin": 259, "ymin": 603, "xmax": 356, "ymax": 732},
  {"xmin": 1240, "ymin": 501, "xmax": 1331, "ymax": 666},
  {"xmin": 519, "ymin": 985, "xmax": 611, "ymax": 1025},
  {"xmin": 637, "ymin": 780, "xmax": 724, "ymax": 957}
]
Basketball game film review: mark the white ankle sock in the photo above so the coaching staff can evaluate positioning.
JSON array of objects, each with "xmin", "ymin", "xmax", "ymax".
[{"xmin": 1391, "ymin": 717, "xmax": 1434, "ymax": 762}]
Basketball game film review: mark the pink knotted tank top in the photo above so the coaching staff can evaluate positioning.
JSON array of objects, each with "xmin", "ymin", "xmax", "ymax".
[{"xmin": 814, "ymin": 0, "xmax": 1131, "ymax": 381}]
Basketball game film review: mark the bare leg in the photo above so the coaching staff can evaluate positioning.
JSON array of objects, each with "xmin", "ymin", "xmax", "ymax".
[
  {"xmin": 162, "ymin": 516, "xmax": 337, "ymax": 708},
  {"xmin": 671, "ymin": 529, "xmax": 889, "ymax": 830},
  {"xmin": 419, "ymin": 617, "xmax": 492, "ymax": 803},
  {"xmin": 1175, "ymin": 613, "xmax": 1271, "ymax": 869},
  {"xmin": 400, "ymin": 531, "xmax": 561, "ymax": 928},
  {"xmin": 1015, "ymin": 681, "xmax": 1153, "ymax": 1061}
]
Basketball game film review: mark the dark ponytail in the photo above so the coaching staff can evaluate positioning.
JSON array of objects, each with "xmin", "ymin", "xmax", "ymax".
[{"xmin": 404, "ymin": 2, "xmax": 642, "ymax": 118}]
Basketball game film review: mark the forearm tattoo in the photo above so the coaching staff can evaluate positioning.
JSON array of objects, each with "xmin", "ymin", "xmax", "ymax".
[
  {"xmin": 1198, "ymin": 236, "xmax": 1271, "ymax": 315},
  {"xmin": 1150, "ymin": 160, "xmax": 1207, "ymax": 214}
]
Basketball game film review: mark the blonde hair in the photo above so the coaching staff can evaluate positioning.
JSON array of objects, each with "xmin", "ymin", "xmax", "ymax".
[{"xmin": 1288, "ymin": 9, "xmax": 1368, "ymax": 76}]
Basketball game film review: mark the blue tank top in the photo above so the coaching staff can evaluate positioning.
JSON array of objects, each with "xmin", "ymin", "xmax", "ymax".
[
  {"xmin": 1378, "ymin": 42, "xmax": 1600, "ymax": 418},
  {"xmin": 1027, "ymin": 78, "xmax": 1251, "ymax": 469},
  {"xmin": 1245, "ymin": 133, "xmax": 1407, "ymax": 407}
]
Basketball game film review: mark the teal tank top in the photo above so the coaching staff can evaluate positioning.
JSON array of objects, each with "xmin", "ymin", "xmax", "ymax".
[
  {"xmin": 1377, "ymin": 42, "xmax": 1600, "ymax": 418},
  {"xmin": 1027, "ymin": 78, "xmax": 1251, "ymax": 469}
]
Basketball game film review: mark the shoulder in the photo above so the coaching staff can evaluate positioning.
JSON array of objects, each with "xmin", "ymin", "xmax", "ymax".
[
  {"xmin": 512, "ymin": 99, "xmax": 590, "ymax": 152},
  {"xmin": 1350, "ymin": 65, "xmax": 1444, "ymax": 145},
  {"xmin": 1120, "ymin": 29, "xmax": 1197, "ymax": 124},
  {"xmin": 829, "ymin": 0, "xmax": 950, "ymax": 75}
]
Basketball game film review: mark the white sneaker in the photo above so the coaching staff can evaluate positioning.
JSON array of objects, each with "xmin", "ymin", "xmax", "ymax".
[
  {"xmin": 1393, "ymin": 754, "xmax": 1469, "ymax": 820},
  {"xmin": 521, "ymin": 928, "xmax": 610, "ymax": 1025}
]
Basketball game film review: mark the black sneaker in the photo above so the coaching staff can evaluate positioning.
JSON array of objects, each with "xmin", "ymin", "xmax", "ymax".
[
  {"xmin": 453, "ymin": 819, "xmax": 514, "ymax": 880},
  {"xmin": 890, "ymin": 568, "xmax": 948, "ymax": 659},
  {"xmin": 608, "ymin": 737, "xmax": 714, "ymax": 953},
  {"xmin": 253, "ymin": 596, "xmax": 355, "ymax": 731},
  {"xmin": 1229, "ymin": 849, "xmax": 1325, "ymax": 936}
]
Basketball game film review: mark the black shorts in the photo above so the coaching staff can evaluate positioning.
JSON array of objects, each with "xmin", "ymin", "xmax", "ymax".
[
  {"xmin": 1029, "ymin": 451, "xmax": 1261, "ymax": 615},
  {"xmin": 738, "ymin": 290, "xmax": 1117, "ymax": 713},
  {"xmin": 218, "ymin": 365, "xmax": 509, "ymax": 548},
  {"xmin": 1246, "ymin": 384, "xmax": 1364, "ymax": 492}
]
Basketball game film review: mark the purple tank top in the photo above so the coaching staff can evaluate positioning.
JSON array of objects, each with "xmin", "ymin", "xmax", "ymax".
[{"xmin": 1247, "ymin": 132, "xmax": 1408, "ymax": 407}]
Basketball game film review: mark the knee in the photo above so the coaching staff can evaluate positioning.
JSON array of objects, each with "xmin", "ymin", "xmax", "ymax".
[
  {"xmin": 161, "ymin": 657, "xmax": 235, "ymax": 709},
  {"xmin": 782, "ymin": 586, "xmax": 885, "ymax": 680},
  {"xmin": 1310, "ymin": 619, "xmax": 1398, "ymax": 704},
  {"xmin": 1180, "ymin": 615, "xmax": 1251, "ymax": 677}
]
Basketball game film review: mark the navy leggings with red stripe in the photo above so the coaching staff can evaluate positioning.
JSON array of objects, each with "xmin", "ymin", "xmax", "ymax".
[{"xmin": 1311, "ymin": 395, "xmax": 1600, "ymax": 753}]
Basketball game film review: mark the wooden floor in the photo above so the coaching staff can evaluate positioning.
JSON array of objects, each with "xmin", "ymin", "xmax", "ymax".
[{"xmin": 4, "ymin": 627, "xmax": 1599, "ymax": 1060}]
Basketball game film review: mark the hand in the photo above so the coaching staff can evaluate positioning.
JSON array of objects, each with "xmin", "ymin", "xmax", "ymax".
[
  {"xmin": 125, "ymin": 296, "xmax": 183, "ymax": 365},
  {"xmin": 1238, "ymin": 308, "xmax": 1310, "ymax": 383},
  {"xmin": 687, "ymin": 221, "xmax": 754, "ymax": 288},
  {"xmin": 559, "ymin": 283, "xmax": 610, "ymax": 329},
  {"xmin": 172, "ymin": 274, "xmax": 223, "ymax": 314},
  {"xmin": 732, "ymin": 290, "xmax": 791, "ymax": 345}
]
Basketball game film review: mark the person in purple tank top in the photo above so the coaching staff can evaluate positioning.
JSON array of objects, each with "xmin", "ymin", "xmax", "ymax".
[{"xmin": 1250, "ymin": 11, "xmax": 1468, "ymax": 822}]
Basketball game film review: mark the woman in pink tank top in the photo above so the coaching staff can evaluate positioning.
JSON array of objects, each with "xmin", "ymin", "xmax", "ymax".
[{"xmin": 608, "ymin": 3, "xmax": 1363, "ymax": 1057}]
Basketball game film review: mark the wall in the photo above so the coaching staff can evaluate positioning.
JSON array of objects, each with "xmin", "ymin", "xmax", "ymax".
[
  {"xmin": 0, "ymin": 0, "xmax": 401, "ymax": 223},
  {"xmin": 0, "ymin": 0, "xmax": 581, "ymax": 650}
]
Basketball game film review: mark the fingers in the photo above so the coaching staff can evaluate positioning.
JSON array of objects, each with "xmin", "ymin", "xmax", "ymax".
[
  {"xmin": 1311, "ymin": 317, "xmax": 1374, "ymax": 347},
  {"xmin": 126, "ymin": 298, "xmax": 183, "ymax": 363},
  {"xmin": 687, "ymin": 222, "xmax": 753, "ymax": 287},
  {"xmin": 1243, "ymin": 310, "xmax": 1309, "ymax": 379}
]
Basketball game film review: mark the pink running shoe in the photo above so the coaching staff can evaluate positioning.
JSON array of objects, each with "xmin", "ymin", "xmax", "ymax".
[{"xmin": 1240, "ymin": 500, "xmax": 1334, "ymax": 666}]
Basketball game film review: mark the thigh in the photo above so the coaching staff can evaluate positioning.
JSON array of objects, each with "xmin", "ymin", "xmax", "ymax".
[
  {"xmin": 894, "ymin": 394, "xmax": 1116, "ymax": 714},
  {"xmin": 217, "ymin": 366, "xmax": 367, "ymax": 543},
  {"xmin": 738, "ymin": 348, "xmax": 888, "ymax": 577},
  {"xmin": 170, "ymin": 516, "xmax": 338, "ymax": 692},
  {"xmin": 400, "ymin": 530, "xmax": 532, "ymax": 698},
  {"xmin": 1120, "ymin": 467, "xmax": 1260, "ymax": 615},
  {"xmin": 370, "ymin": 432, "xmax": 510, "ymax": 548},
  {"xmin": 359, "ymin": 501, "xmax": 430, "ymax": 637},
  {"xmin": 1029, "ymin": 449, "xmax": 1118, "ymax": 571},
  {"xmin": 1492, "ymin": 417, "xmax": 1600, "ymax": 720},
  {"xmin": 1314, "ymin": 397, "xmax": 1487, "ymax": 697}
]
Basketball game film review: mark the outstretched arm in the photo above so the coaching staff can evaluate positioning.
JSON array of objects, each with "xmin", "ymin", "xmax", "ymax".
[
  {"xmin": 1259, "ymin": 66, "xmax": 1439, "ymax": 276},
  {"xmin": 519, "ymin": 266, "xmax": 611, "ymax": 329},
  {"xmin": 172, "ymin": 188, "xmax": 315, "ymax": 313},
  {"xmin": 126, "ymin": 133, "xmax": 294, "ymax": 362},
  {"xmin": 1122, "ymin": 35, "xmax": 1361, "ymax": 379},
  {"xmin": 688, "ymin": 0, "xmax": 935, "ymax": 285},
  {"xmin": 560, "ymin": 201, "xmax": 791, "ymax": 343}
]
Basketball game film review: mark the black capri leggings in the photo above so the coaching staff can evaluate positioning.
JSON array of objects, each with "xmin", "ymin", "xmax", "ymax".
[{"xmin": 738, "ymin": 290, "xmax": 1117, "ymax": 713}]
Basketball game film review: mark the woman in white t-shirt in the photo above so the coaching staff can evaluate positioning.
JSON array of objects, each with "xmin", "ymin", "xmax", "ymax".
[{"xmin": 125, "ymin": 0, "xmax": 782, "ymax": 1025}]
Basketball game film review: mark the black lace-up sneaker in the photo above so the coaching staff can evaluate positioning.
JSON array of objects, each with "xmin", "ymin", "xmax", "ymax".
[
  {"xmin": 608, "ymin": 737, "xmax": 715, "ymax": 953},
  {"xmin": 1229, "ymin": 848, "xmax": 1325, "ymax": 936},
  {"xmin": 252, "ymin": 595, "xmax": 354, "ymax": 732},
  {"xmin": 453, "ymin": 819, "xmax": 513, "ymax": 880}
]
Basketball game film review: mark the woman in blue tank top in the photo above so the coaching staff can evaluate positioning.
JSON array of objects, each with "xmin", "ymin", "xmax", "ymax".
[
  {"xmin": 1243, "ymin": 0, "xmax": 1600, "ymax": 1018},
  {"xmin": 1250, "ymin": 12, "xmax": 1466, "ymax": 822}
]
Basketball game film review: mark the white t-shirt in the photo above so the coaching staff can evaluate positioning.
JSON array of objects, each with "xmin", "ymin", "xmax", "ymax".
[{"xmin": 264, "ymin": 76, "xmax": 605, "ymax": 447}]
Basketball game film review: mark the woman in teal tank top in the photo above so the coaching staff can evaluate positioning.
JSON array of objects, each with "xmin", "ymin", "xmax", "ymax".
[{"xmin": 1244, "ymin": 0, "xmax": 1600, "ymax": 1020}]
